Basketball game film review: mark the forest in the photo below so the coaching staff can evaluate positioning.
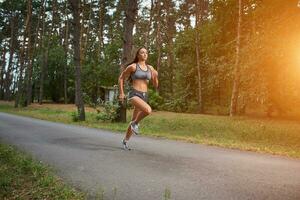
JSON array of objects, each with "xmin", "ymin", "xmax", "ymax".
[{"xmin": 1, "ymin": 0, "xmax": 300, "ymax": 121}]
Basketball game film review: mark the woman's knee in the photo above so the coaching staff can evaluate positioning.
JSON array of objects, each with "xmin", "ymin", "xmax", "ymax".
[{"xmin": 144, "ymin": 107, "xmax": 152, "ymax": 115}]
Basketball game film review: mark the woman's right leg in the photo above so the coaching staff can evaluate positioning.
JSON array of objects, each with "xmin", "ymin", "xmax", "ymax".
[
  {"xmin": 124, "ymin": 106, "xmax": 140, "ymax": 141},
  {"xmin": 130, "ymin": 97, "xmax": 152, "ymax": 124}
]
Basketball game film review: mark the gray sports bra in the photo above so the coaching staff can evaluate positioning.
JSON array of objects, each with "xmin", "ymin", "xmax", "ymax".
[{"xmin": 130, "ymin": 63, "xmax": 152, "ymax": 81}]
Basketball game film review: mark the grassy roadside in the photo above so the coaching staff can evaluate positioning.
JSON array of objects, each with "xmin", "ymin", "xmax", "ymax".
[
  {"xmin": 0, "ymin": 142, "xmax": 85, "ymax": 199},
  {"xmin": 0, "ymin": 101, "xmax": 300, "ymax": 159}
]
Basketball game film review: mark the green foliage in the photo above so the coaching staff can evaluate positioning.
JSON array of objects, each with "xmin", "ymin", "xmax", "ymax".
[
  {"xmin": 96, "ymin": 102, "xmax": 119, "ymax": 122},
  {"xmin": 32, "ymin": 35, "xmax": 70, "ymax": 103},
  {"xmin": 82, "ymin": 41, "xmax": 121, "ymax": 104},
  {"xmin": 71, "ymin": 111, "xmax": 80, "ymax": 122},
  {"xmin": 163, "ymin": 97, "xmax": 187, "ymax": 113},
  {"xmin": 1, "ymin": 0, "xmax": 300, "ymax": 118},
  {"xmin": 148, "ymin": 89, "xmax": 164, "ymax": 110}
]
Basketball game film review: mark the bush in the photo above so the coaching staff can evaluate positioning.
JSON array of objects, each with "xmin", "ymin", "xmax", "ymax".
[
  {"xmin": 187, "ymin": 101, "xmax": 199, "ymax": 113},
  {"xmin": 163, "ymin": 97, "xmax": 187, "ymax": 113},
  {"xmin": 148, "ymin": 89, "xmax": 164, "ymax": 110},
  {"xmin": 95, "ymin": 102, "xmax": 119, "ymax": 122},
  {"xmin": 71, "ymin": 111, "xmax": 79, "ymax": 122}
]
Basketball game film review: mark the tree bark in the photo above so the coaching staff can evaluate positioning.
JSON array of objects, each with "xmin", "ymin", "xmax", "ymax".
[
  {"xmin": 25, "ymin": 0, "xmax": 35, "ymax": 106},
  {"xmin": 4, "ymin": 15, "xmax": 17, "ymax": 101},
  {"xmin": 155, "ymin": 0, "xmax": 162, "ymax": 93},
  {"xmin": 0, "ymin": 46, "xmax": 6, "ymax": 99},
  {"xmin": 117, "ymin": 0, "xmax": 138, "ymax": 123},
  {"xmin": 120, "ymin": 0, "xmax": 138, "ymax": 70},
  {"xmin": 82, "ymin": 0, "xmax": 92, "ymax": 59},
  {"xmin": 15, "ymin": 0, "xmax": 32, "ymax": 107},
  {"xmin": 26, "ymin": 0, "xmax": 46, "ymax": 105},
  {"xmin": 69, "ymin": 0, "xmax": 86, "ymax": 121},
  {"xmin": 63, "ymin": 0, "xmax": 69, "ymax": 104},
  {"xmin": 97, "ymin": 0, "xmax": 105, "ymax": 62},
  {"xmin": 39, "ymin": 47, "xmax": 48, "ymax": 104},
  {"xmin": 195, "ymin": 0, "xmax": 203, "ymax": 113},
  {"xmin": 80, "ymin": 0, "xmax": 86, "ymax": 65},
  {"xmin": 145, "ymin": 0, "xmax": 154, "ymax": 48},
  {"xmin": 165, "ymin": 0, "xmax": 176, "ymax": 96},
  {"xmin": 230, "ymin": 0, "xmax": 243, "ymax": 116},
  {"xmin": 52, "ymin": 0, "xmax": 58, "ymax": 35},
  {"xmin": 39, "ymin": 0, "xmax": 47, "ymax": 104}
]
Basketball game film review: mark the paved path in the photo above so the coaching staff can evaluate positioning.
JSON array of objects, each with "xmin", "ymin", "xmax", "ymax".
[{"xmin": 0, "ymin": 112, "xmax": 300, "ymax": 200}]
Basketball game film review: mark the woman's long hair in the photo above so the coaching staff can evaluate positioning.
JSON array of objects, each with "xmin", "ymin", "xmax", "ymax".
[
  {"xmin": 126, "ymin": 46, "xmax": 148, "ymax": 68},
  {"xmin": 125, "ymin": 46, "xmax": 148, "ymax": 82}
]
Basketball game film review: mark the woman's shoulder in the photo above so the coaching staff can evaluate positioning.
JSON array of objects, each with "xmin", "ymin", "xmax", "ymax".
[
  {"xmin": 126, "ymin": 63, "xmax": 137, "ymax": 72},
  {"xmin": 147, "ymin": 64, "xmax": 155, "ymax": 71}
]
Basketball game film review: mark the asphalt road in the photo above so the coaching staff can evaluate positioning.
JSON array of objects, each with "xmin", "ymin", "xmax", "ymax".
[{"xmin": 0, "ymin": 112, "xmax": 300, "ymax": 200}]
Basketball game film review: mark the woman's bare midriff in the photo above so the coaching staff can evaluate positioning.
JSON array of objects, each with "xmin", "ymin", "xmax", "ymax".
[{"xmin": 132, "ymin": 79, "xmax": 149, "ymax": 92}]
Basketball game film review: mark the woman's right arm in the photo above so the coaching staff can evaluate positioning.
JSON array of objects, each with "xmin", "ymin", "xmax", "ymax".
[{"xmin": 118, "ymin": 65, "xmax": 134, "ymax": 101}]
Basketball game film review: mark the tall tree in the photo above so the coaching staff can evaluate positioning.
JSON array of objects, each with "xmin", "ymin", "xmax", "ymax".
[
  {"xmin": 120, "ymin": 0, "xmax": 138, "ymax": 70},
  {"xmin": 230, "ymin": 0, "xmax": 243, "ymax": 116},
  {"xmin": 0, "ymin": 46, "xmax": 6, "ymax": 99},
  {"xmin": 117, "ymin": 0, "xmax": 138, "ymax": 122},
  {"xmin": 38, "ymin": 0, "xmax": 47, "ymax": 104},
  {"xmin": 96, "ymin": 0, "xmax": 106, "ymax": 62},
  {"xmin": 63, "ymin": 0, "xmax": 69, "ymax": 104},
  {"xmin": 25, "ymin": 0, "xmax": 40, "ymax": 106},
  {"xmin": 195, "ymin": 0, "xmax": 203, "ymax": 112},
  {"xmin": 15, "ymin": 0, "xmax": 32, "ymax": 107},
  {"xmin": 162, "ymin": 0, "xmax": 176, "ymax": 98},
  {"xmin": 69, "ymin": 0, "xmax": 85, "ymax": 121},
  {"xmin": 3, "ymin": 15, "xmax": 18, "ymax": 101},
  {"xmin": 144, "ymin": 0, "xmax": 154, "ymax": 48},
  {"xmin": 154, "ymin": 0, "xmax": 162, "ymax": 93}
]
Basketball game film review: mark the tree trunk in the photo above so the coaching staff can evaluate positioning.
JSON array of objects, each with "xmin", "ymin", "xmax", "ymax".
[
  {"xmin": 195, "ymin": 0, "xmax": 203, "ymax": 113},
  {"xmin": 145, "ymin": 0, "xmax": 154, "ymax": 48},
  {"xmin": 80, "ymin": 0, "xmax": 85, "ymax": 65},
  {"xmin": 39, "ymin": 1, "xmax": 47, "ymax": 105},
  {"xmin": 165, "ymin": 0, "xmax": 176, "ymax": 96},
  {"xmin": 52, "ymin": 0, "xmax": 58, "ymax": 35},
  {"xmin": 120, "ymin": 0, "xmax": 138, "ymax": 70},
  {"xmin": 4, "ymin": 15, "xmax": 17, "ymax": 101},
  {"xmin": 83, "ymin": 1, "xmax": 92, "ymax": 59},
  {"xmin": 63, "ymin": 1, "xmax": 69, "ymax": 104},
  {"xmin": 230, "ymin": 0, "xmax": 243, "ymax": 116},
  {"xmin": 155, "ymin": 0, "xmax": 162, "ymax": 93},
  {"xmin": 116, "ymin": 0, "xmax": 138, "ymax": 123},
  {"xmin": 97, "ymin": 0, "xmax": 105, "ymax": 62},
  {"xmin": 0, "ymin": 46, "xmax": 6, "ymax": 99},
  {"xmin": 25, "ymin": 0, "xmax": 34, "ymax": 106},
  {"xmin": 26, "ymin": 0, "xmax": 45, "ymax": 105},
  {"xmin": 15, "ymin": 0, "xmax": 32, "ymax": 107},
  {"xmin": 69, "ymin": 0, "xmax": 85, "ymax": 121}
]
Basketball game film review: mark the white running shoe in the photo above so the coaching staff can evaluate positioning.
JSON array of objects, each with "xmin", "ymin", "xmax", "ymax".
[
  {"xmin": 122, "ymin": 139, "xmax": 131, "ymax": 150},
  {"xmin": 130, "ymin": 121, "xmax": 139, "ymax": 135}
]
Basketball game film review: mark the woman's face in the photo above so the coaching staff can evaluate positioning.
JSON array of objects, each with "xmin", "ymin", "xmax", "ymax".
[{"xmin": 138, "ymin": 48, "xmax": 148, "ymax": 61}]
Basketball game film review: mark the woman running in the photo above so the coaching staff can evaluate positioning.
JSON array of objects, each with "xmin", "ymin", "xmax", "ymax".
[{"xmin": 118, "ymin": 47, "xmax": 159, "ymax": 150}]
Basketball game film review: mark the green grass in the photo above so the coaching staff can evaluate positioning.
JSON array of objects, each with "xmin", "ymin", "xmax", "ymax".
[
  {"xmin": 0, "ymin": 142, "xmax": 85, "ymax": 200},
  {"xmin": 1, "ymin": 102, "xmax": 300, "ymax": 158}
]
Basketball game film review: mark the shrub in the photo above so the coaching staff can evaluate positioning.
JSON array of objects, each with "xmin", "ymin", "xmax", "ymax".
[
  {"xmin": 95, "ymin": 102, "xmax": 119, "ymax": 122},
  {"xmin": 71, "ymin": 111, "xmax": 79, "ymax": 122},
  {"xmin": 148, "ymin": 89, "xmax": 164, "ymax": 110}
]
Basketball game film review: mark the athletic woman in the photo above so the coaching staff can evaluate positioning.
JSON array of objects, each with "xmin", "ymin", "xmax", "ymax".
[{"xmin": 118, "ymin": 47, "xmax": 159, "ymax": 150}]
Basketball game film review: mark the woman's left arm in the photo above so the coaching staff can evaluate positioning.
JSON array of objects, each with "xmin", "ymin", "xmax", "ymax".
[{"xmin": 149, "ymin": 65, "xmax": 159, "ymax": 89}]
